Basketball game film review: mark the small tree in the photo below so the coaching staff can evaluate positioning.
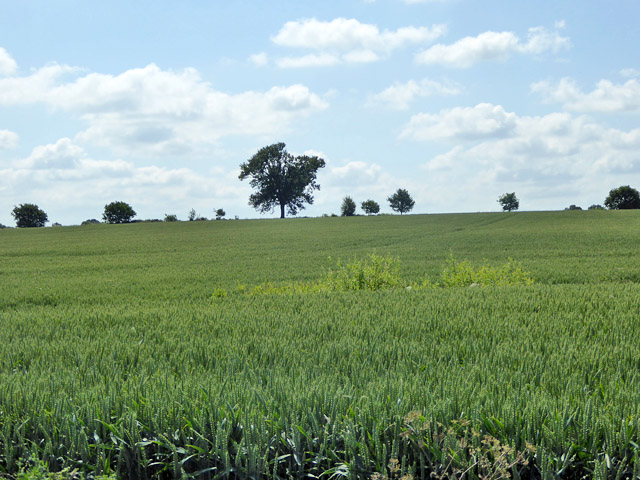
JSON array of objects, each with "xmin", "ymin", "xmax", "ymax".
[
  {"xmin": 12, "ymin": 203, "xmax": 48, "ymax": 227},
  {"xmin": 341, "ymin": 196, "xmax": 356, "ymax": 216},
  {"xmin": 498, "ymin": 192, "xmax": 519, "ymax": 212},
  {"xmin": 81, "ymin": 219, "xmax": 100, "ymax": 225},
  {"xmin": 215, "ymin": 208, "xmax": 226, "ymax": 220},
  {"xmin": 361, "ymin": 199, "xmax": 380, "ymax": 216},
  {"xmin": 164, "ymin": 214, "xmax": 178, "ymax": 222},
  {"xmin": 565, "ymin": 205, "xmax": 582, "ymax": 211},
  {"xmin": 388, "ymin": 189, "xmax": 415, "ymax": 215},
  {"xmin": 604, "ymin": 185, "xmax": 640, "ymax": 210},
  {"xmin": 103, "ymin": 201, "xmax": 136, "ymax": 224},
  {"xmin": 588, "ymin": 204, "xmax": 605, "ymax": 210}
]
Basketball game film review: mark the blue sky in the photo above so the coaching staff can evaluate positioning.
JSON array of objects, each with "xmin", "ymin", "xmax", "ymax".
[{"xmin": 1, "ymin": 0, "xmax": 639, "ymax": 224}]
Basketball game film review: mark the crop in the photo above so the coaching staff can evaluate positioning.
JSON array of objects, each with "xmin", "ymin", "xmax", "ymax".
[{"xmin": 0, "ymin": 211, "xmax": 639, "ymax": 478}]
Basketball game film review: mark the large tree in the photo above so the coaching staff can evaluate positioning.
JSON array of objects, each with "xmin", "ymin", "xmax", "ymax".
[
  {"xmin": 387, "ymin": 189, "xmax": 415, "ymax": 215},
  {"xmin": 103, "ymin": 201, "xmax": 136, "ymax": 224},
  {"xmin": 239, "ymin": 143, "xmax": 325, "ymax": 218},
  {"xmin": 498, "ymin": 192, "xmax": 519, "ymax": 212},
  {"xmin": 12, "ymin": 203, "xmax": 48, "ymax": 227},
  {"xmin": 604, "ymin": 185, "xmax": 640, "ymax": 210}
]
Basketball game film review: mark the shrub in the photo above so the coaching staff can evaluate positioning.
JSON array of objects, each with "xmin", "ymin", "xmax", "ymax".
[
  {"xmin": 81, "ymin": 219, "xmax": 100, "ymax": 225},
  {"xmin": 439, "ymin": 255, "xmax": 534, "ymax": 287},
  {"xmin": 324, "ymin": 253, "xmax": 402, "ymax": 291},
  {"xmin": 164, "ymin": 214, "xmax": 178, "ymax": 222}
]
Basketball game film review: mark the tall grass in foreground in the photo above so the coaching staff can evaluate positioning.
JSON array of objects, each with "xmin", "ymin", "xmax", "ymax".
[{"xmin": 2, "ymin": 285, "xmax": 640, "ymax": 478}]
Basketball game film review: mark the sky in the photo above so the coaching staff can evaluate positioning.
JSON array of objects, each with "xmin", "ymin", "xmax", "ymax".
[{"xmin": 0, "ymin": 0, "xmax": 639, "ymax": 225}]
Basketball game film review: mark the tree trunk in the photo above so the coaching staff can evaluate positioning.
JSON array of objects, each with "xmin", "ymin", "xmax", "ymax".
[{"xmin": 280, "ymin": 203, "xmax": 285, "ymax": 219}]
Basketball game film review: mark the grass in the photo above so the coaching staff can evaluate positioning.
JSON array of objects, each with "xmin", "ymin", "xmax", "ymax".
[{"xmin": 0, "ymin": 210, "xmax": 639, "ymax": 479}]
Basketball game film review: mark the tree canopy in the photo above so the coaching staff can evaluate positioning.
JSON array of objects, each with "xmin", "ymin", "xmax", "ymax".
[
  {"xmin": 341, "ymin": 196, "xmax": 356, "ymax": 216},
  {"xmin": 604, "ymin": 185, "xmax": 640, "ymax": 210},
  {"xmin": 103, "ymin": 201, "xmax": 136, "ymax": 224},
  {"xmin": 239, "ymin": 143, "xmax": 326, "ymax": 219},
  {"xmin": 361, "ymin": 199, "xmax": 380, "ymax": 216},
  {"xmin": 12, "ymin": 203, "xmax": 48, "ymax": 227},
  {"xmin": 498, "ymin": 192, "xmax": 519, "ymax": 212},
  {"xmin": 387, "ymin": 189, "xmax": 415, "ymax": 215}
]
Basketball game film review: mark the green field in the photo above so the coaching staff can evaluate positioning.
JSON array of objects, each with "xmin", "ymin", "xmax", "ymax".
[{"xmin": 1, "ymin": 211, "xmax": 640, "ymax": 479}]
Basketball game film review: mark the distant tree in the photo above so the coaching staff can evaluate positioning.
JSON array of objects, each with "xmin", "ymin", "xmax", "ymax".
[
  {"xmin": 0, "ymin": 223, "xmax": 6, "ymax": 229},
  {"xmin": 361, "ymin": 199, "xmax": 380, "ymax": 216},
  {"xmin": 588, "ymin": 204, "xmax": 605, "ymax": 210},
  {"xmin": 164, "ymin": 214, "xmax": 178, "ymax": 222},
  {"xmin": 387, "ymin": 189, "xmax": 415, "ymax": 215},
  {"xmin": 498, "ymin": 192, "xmax": 519, "ymax": 212},
  {"xmin": 103, "ymin": 201, "xmax": 136, "ymax": 224},
  {"xmin": 239, "ymin": 142, "xmax": 326, "ymax": 218},
  {"xmin": 188, "ymin": 209, "xmax": 198, "ymax": 221},
  {"xmin": 565, "ymin": 205, "xmax": 582, "ymax": 211},
  {"xmin": 52, "ymin": 222, "xmax": 62, "ymax": 227},
  {"xmin": 81, "ymin": 219, "xmax": 100, "ymax": 225},
  {"xmin": 604, "ymin": 185, "xmax": 640, "ymax": 210},
  {"xmin": 341, "ymin": 196, "xmax": 356, "ymax": 216},
  {"xmin": 215, "ymin": 208, "xmax": 226, "ymax": 220},
  {"xmin": 11, "ymin": 203, "xmax": 48, "ymax": 227}
]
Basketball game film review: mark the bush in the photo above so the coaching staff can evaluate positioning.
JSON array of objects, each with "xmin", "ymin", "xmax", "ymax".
[
  {"xmin": 324, "ymin": 253, "xmax": 402, "ymax": 291},
  {"xmin": 11, "ymin": 203, "xmax": 48, "ymax": 228},
  {"xmin": 438, "ymin": 255, "xmax": 534, "ymax": 287},
  {"xmin": 565, "ymin": 204, "xmax": 582, "ymax": 210},
  {"xmin": 102, "ymin": 201, "xmax": 136, "ymax": 224},
  {"xmin": 81, "ymin": 219, "xmax": 100, "ymax": 225},
  {"xmin": 588, "ymin": 204, "xmax": 605, "ymax": 210},
  {"xmin": 164, "ymin": 214, "xmax": 179, "ymax": 222}
]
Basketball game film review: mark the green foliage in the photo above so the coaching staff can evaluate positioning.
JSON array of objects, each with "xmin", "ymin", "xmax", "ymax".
[
  {"xmin": 340, "ymin": 196, "xmax": 357, "ymax": 216},
  {"xmin": 437, "ymin": 256, "xmax": 534, "ymax": 287},
  {"xmin": 324, "ymin": 253, "xmax": 402, "ymax": 290},
  {"xmin": 498, "ymin": 192, "xmax": 519, "ymax": 212},
  {"xmin": 239, "ymin": 142, "xmax": 326, "ymax": 218},
  {"xmin": 81, "ymin": 219, "xmax": 100, "ymax": 225},
  {"xmin": 387, "ymin": 188, "xmax": 415, "ymax": 214},
  {"xmin": 565, "ymin": 204, "xmax": 583, "ymax": 210},
  {"xmin": 11, "ymin": 203, "xmax": 48, "ymax": 227},
  {"xmin": 102, "ymin": 201, "xmax": 136, "ymax": 224},
  {"xmin": 588, "ymin": 204, "xmax": 605, "ymax": 210},
  {"xmin": 163, "ymin": 214, "xmax": 178, "ymax": 222},
  {"xmin": 214, "ymin": 208, "xmax": 225, "ymax": 220},
  {"xmin": 604, "ymin": 185, "xmax": 640, "ymax": 209},
  {"xmin": 361, "ymin": 199, "xmax": 380, "ymax": 215}
]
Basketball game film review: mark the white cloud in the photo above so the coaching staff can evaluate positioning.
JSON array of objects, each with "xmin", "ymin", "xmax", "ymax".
[
  {"xmin": 401, "ymin": 103, "xmax": 518, "ymax": 141},
  {"xmin": 0, "ymin": 48, "xmax": 17, "ymax": 76},
  {"xmin": 0, "ymin": 63, "xmax": 328, "ymax": 157},
  {"xmin": 620, "ymin": 68, "xmax": 640, "ymax": 79},
  {"xmin": 368, "ymin": 78, "xmax": 462, "ymax": 109},
  {"xmin": 415, "ymin": 24, "xmax": 569, "ymax": 67},
  {"xmin": 249, "ymin": 52, "xmax": 269, "ymax": 67},
  {"xmin": 532, "ymin": 77, "xmax": 640, "ymax": 112},
  {"xmin": 0, "ymin": 129, "xmax": 19, "ymax": 150},
  {"xmin": 276, "ymin": 53, "xmax": 340, "ymax": 68},
  {"xmin": 272, "ymin": 18, "xmax": 446, "ymax": 67},
  {"xmin": 1, "ymin": 138, "xmax": 248, "ymax": 222}
]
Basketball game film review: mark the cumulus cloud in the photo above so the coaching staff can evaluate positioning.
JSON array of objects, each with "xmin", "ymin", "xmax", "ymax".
[
  {"xmin": 408, "ymin": 103, "xmax": 640, "ymax": 186},
  {"xmin": 532, "ymin": 77, "xmax": 640, "ymax": 112},
  {"xmin": 401, "ymin": 103, "xmax": 518, "ymax": 141},
  {"xmin": 0, "ymin": 63, "xmax": 328, "ymax": 157},
  {"xmin": 0, "ymin": 129, "xmax": 19, "ymax": 150},
  {"xmin": 271, "ymin": 18, "xmax": 446, "ymax": 67},
  {"xmin": 1, "ymin": 138, "xmax": 247, "ymax": 222},
  {"xmin": 0, "ymin": 48, "xmax": 17, "ymax": 76},
  {"xmin": 415, "ymin": 24, "xmax": 570, "ymax": 67},
  {"xmin": 368, "ymin": 78, "xmax": 462, "ymax": 109}
]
